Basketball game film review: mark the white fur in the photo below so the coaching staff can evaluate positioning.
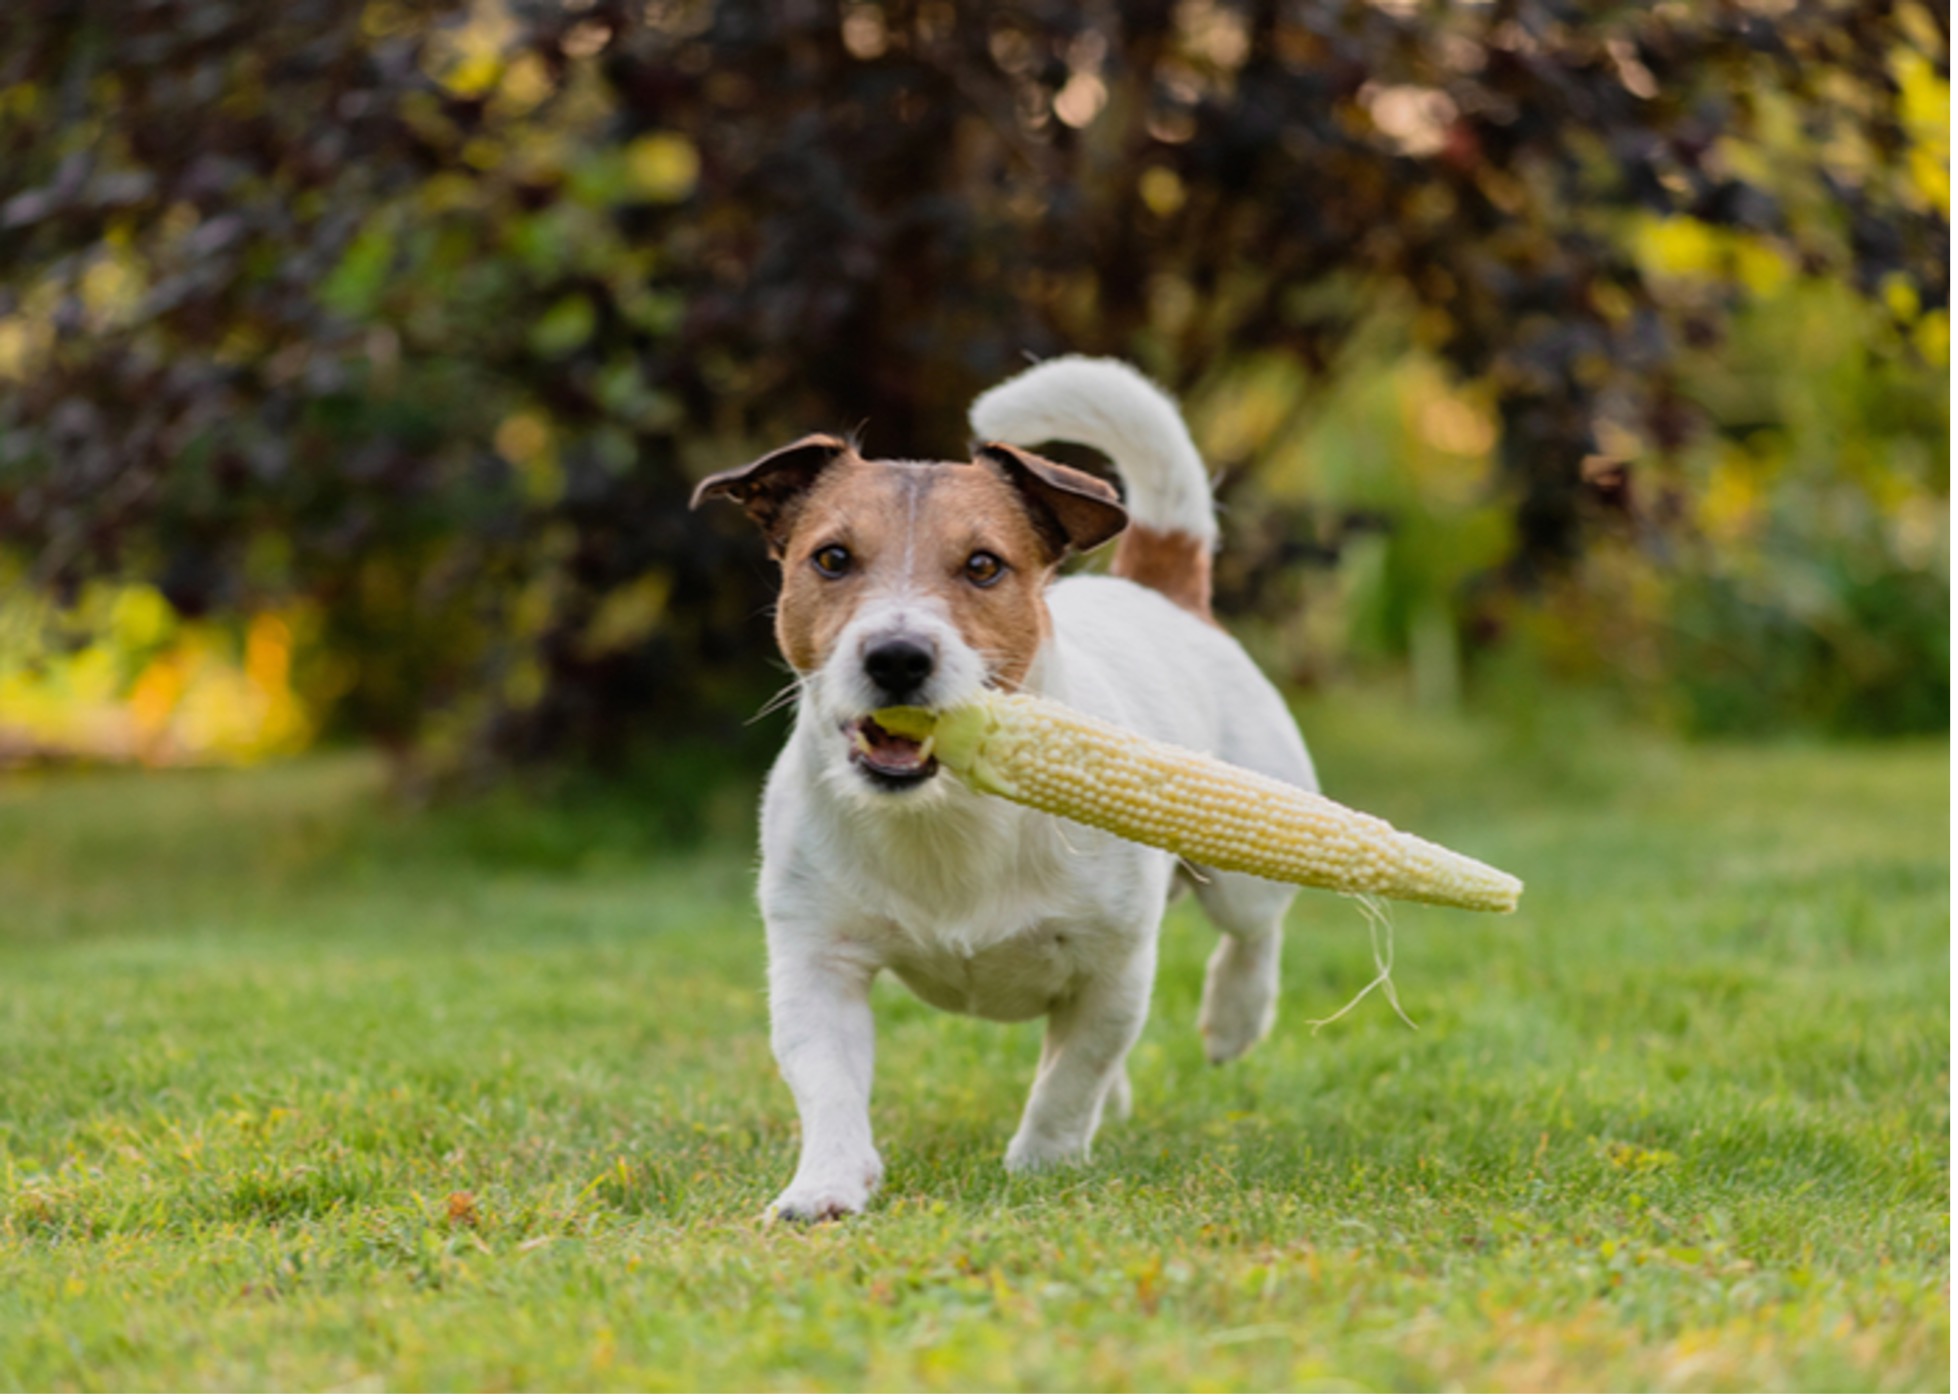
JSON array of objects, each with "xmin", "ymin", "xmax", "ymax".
[
  {"xmin": 756, "ymin": 363, "xmax": 1315, "ymax": 1222},
  {"xmin": 969, "ymin": 356, "xmax": 1218, "ymax": 544}
]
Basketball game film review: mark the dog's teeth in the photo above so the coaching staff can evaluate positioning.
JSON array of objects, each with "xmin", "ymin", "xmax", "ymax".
[
  {"xmin": 919, "ymin": 736, "xmax": 935, "ymax": 763},
  {"xmin": 852, "ymin": 727, "xmax": 875, "ymax": 756}
]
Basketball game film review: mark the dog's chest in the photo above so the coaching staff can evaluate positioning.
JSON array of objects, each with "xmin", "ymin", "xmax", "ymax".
[{"xmin": 882, "ymin": 921, "xmax": 1097, "ymax": 1022}]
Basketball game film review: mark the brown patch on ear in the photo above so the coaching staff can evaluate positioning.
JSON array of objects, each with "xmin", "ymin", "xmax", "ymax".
[
  {"xmin": 1112, "ymin": 525, "xmax": 1216, "ymax": 623},
  {"xmin": 974, "ymin": 442, "xmax": 1128, "ymax": 558},
  {"xmin": 690, "ymin": 434, "xmax": 853, "ymax": 556}
]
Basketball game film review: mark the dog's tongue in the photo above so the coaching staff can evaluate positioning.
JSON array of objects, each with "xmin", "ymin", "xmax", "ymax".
[{"xmin": 854, "ymin": 716, "xmax": 930, "ymax": 773}]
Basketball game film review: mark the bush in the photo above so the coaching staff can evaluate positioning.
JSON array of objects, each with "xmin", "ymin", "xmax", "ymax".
[{"xmin": 0, "ymin": 1, "xmax": 1945, "ymax": 773}]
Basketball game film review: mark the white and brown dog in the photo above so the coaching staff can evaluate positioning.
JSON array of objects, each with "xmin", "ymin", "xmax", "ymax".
[{"xmin": 692, "ymin": 357, "xmax": 1317, "ymax": 1220}]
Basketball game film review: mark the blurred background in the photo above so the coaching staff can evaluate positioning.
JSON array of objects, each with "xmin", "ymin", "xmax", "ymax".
[{"xmin": 0, "ymin": 0, "xmax": 1947, "ymax": 823}]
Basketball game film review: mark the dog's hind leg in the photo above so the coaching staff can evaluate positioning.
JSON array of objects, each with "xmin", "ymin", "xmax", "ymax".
[
  {"xmin": 1195, "ymin": 872, "xmax": 1295, "ymax": 1065},
  {"xmin": 1102, "ymin": 1064, "xmax": 1133, "ymax": 1121}
]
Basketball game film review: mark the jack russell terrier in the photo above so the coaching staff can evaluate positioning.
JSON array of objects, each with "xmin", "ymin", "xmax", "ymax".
[{"xmin": 692, "ymin": 356, "xmax": 1317, "ymax": 1220}]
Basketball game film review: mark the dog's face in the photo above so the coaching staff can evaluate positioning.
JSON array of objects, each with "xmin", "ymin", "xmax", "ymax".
[{"xmin": 693, "ymin": 435, "xmax": 1126, "ymax": 797}]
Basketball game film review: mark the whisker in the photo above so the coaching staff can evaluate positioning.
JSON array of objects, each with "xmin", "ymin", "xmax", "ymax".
[
  {"xmin": 748, "ymin": 676, "xmax": 808, "ymax": 724},
  {"xmin": 1048, "ymin": 811, "xmax": 1085, "ymax": 856},
  {"xmin": 965, "ymin": 645, "xmax": 1023, "ymax": 689}
]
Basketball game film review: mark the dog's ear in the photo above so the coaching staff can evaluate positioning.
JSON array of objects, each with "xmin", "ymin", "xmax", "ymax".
[
  {"xmin": 691, "ymin": 434, "xmax": 853, "ymax": 556},
  {"xmin": 975, "ymin": 442, "xmax": 1129, "ymax": 559}
]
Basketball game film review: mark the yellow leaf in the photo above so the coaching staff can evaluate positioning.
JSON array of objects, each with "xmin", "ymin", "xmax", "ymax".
[
  {"xmin": 579, "ymin": 572, "xmax": 673, "ymax": 659},
  {"xmin": 623, "ymin": 133, "xmax": 700, "ymax": 203},
  {"xmin": 1636, "ymin": 215, "xmax": 1719, "ymax": 279},
  {"xmin": 1139, "ymin": 166, "xmax": 1186, "ymax": 217}
]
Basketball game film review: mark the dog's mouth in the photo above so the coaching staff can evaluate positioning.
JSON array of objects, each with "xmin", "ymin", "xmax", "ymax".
[{"xmin": 847, "ymin": 715, "xmax": 939, "ymax": 791}]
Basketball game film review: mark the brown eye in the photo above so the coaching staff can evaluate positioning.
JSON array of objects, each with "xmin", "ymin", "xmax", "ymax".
[
  {"xmin": 811, "ymin": 545, "xmax": 853, "ymax": 579},
  {"xmin": 964, "ymin": 550, "xmax": 1006, "ymax": 587}
]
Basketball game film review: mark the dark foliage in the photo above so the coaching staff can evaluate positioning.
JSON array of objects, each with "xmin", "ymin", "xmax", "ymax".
[{"xmin": 1, "ymin": 0, "xmax": 1945, "ymax": 768}]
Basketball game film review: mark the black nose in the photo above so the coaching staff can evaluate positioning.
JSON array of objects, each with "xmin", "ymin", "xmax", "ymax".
[{"xmin": 863, "ymin": 638, "xmax": 936, "ymax": 700}]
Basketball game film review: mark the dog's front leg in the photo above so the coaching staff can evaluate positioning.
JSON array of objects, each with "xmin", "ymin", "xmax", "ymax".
[
  {"xmin": 1005, "ymin": 943, "xmax": 1155, "ymax": 1173},
  {"xmin": 766, "ymin": 935, "xmax": 883, "ymax": 1222}
]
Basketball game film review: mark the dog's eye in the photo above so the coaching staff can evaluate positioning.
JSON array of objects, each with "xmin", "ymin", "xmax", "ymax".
[
  {"xmin": 811, "ymin": 545, "xmax": 853, "ymax": 579},
  {"xmin": 964, "ymin": 551, "xmax": 1006, "ymax": 587}
]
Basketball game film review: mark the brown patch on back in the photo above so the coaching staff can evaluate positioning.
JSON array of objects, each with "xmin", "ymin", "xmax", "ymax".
[
  {"xmin": 772, "ymin": 459, "xmax": 1058, "ymax": 689},
  {"xmin": 1112, "ymin": 525, "xmax": 1215, "ymax": 622}
]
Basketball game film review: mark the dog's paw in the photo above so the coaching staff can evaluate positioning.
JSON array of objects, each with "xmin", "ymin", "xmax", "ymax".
[
  {"xmin": 1199, "ymin": 1004, "xmax": 1274, "ymax": 1065},
  {"xmin": 766, "ymin": 1158, "xmax": 882, "ymax": 1224},
  {"xmin": 1003, "ymin": 1132, "xmax": 1089, "ymax": 1175},
  {"xmin": 767, "ymin": 1188, "xmax": 865, "ymax": 1224},
  {"xmin": 1198, "ymin": 951, "xmax": 1279, "ymax": 1065}
]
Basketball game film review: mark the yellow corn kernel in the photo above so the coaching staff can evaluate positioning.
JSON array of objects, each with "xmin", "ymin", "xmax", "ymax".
[{"xmin": 874, "ymin": 692, "xmax": 1521, "ymax": 914}]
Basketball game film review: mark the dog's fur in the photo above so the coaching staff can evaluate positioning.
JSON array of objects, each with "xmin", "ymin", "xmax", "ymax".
[{"xmin": 692, "ymin": 357, "xmax": 1317, "ymax": 1220}]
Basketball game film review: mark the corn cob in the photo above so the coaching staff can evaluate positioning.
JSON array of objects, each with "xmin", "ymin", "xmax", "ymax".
[{"xmin": 873, "ymin": 692, "xmax": 1521, "ymax": 913}]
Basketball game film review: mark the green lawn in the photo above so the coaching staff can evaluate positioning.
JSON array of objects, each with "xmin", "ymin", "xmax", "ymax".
[{"xmin": 0, "ymin": 698, "xmax": 1947, "ymax": 1390}]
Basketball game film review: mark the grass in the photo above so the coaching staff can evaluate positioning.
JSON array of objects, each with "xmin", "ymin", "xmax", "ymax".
[{"xmin": 0, "ymin": 695, "xmax": 1947, "ymax": 1390}]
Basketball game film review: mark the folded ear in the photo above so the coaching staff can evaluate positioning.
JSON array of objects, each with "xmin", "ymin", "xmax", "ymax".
[
  {"xmin": 975, "ymin": 442, "xmax": 1129, "ymax": 558},
  {"xmin": 690, "ymin": 434, "xmax": 852, "ymax": 556}
]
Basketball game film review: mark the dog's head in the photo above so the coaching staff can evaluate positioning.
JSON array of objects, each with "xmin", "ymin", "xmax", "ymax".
[{"xmin": 692, "ymin": 434, "xmax": 1126, "ymax": 797}]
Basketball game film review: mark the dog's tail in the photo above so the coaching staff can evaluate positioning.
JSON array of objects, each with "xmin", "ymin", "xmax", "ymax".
[{"xmin": 969, "ymin": 356, "xmax": 1217, "ymax": 620}]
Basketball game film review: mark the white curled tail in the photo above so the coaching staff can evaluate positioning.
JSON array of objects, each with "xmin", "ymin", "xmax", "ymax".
[{"xmin": 969, "ymin": 356, "xmax": 1217, "ymax": 546}]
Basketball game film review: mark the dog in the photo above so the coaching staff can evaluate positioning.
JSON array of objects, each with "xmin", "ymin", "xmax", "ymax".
[{"xmin": 691, "ymin": 357, "xmax": 1318, "ymax": 1221}]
